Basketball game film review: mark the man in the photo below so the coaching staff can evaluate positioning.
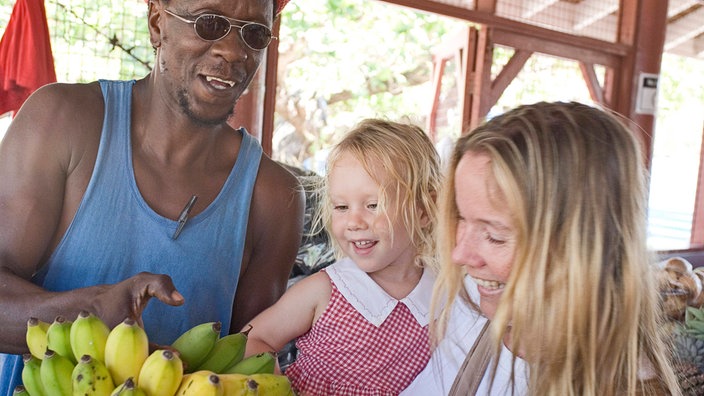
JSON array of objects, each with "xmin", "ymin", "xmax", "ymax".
[{"xmin": 0, "ymin": 0, "xmax": 303, "ymax": 392}]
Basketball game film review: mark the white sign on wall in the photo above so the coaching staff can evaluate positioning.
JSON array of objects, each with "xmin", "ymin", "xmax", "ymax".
[{"xmin": 635, "ymin": 73, "xmax": 659, "ymax": 115}]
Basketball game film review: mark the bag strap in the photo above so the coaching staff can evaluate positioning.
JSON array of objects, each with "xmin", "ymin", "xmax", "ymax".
[{"xmin": 448, "ymin": 320, "xmax": 493, "ymax": 395}]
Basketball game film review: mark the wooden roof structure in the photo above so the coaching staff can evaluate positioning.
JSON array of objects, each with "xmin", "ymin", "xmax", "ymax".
[{"xmin": 232, "ymin": 0, "xmax": 704, "ymax": 248}]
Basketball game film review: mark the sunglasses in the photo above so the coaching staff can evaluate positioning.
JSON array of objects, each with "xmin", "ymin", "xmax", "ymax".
[{"xmin": 163, "ymin": 9, "xmax": 274, "ymax": 50}]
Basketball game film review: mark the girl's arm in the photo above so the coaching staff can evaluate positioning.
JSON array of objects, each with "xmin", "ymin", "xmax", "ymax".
[{"xmin": 243, "ymin": 271, "xmax": 332, "ymax": 358}]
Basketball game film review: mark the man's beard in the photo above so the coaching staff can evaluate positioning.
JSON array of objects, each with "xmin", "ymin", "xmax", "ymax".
[{"xmin": 177, "ymin": 89, "xmax": 234, "ymax": 127}]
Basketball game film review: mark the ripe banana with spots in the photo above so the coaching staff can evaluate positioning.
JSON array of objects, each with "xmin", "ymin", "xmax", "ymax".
[
  {"xmin": 70, "ymin": 311, "xmax": 111, "ymax": 363},
  {"xmin": 110, "ymin": 378, "xmax": 147, "ymax": 396},
  {"xmin": 175, "ymin": 370, "xmax": 223, "ymax": 396},
  {"xmin": 46, "ymin": 316, "xmax": 75, "ymax": 364},
  {"xmin": 246, "ymin": 373, "xmax": 295, "ymax": 396},
  {"xmin": 137, "ymin": 349, "xmax": 184, "ymax": 396},
  {"xmin": 26, "ymin": 317, "xmax": 50, "ymax": 360},
  {"xmin": 71, "ymin": 354, "xmax": 115, "ymax": 396},
  {"xmin": 217, "ymin": 373, "xmax": 248, "ymax": 395},
  {"xmin": 104, "ymin": 318, "xmax": 149, "ymax": 385},
  {"xmin": 21, "ymin": 354, "xmax": 46, "ymax": 396},
  {"xmin": 196, "ymin": 327, "xmax": 250, "ymax": 373},
  {"xmin": 170, "ymin": 322, "xmax": 221, "ymax": 372},
  {"xmin": 39, "ymin": 349, "xmax": 74, "ymax": 396},
  {"xmin": 222, "ymin": 352, "xmax": 276, "ymax": 375}
]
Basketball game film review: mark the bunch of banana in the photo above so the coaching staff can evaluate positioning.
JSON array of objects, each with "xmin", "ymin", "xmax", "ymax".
[{"xmin": 21, "ymin": 315, "xmax": 295, "ymax": 396}]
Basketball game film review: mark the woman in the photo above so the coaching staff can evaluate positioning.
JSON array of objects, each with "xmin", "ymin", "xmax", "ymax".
[{"xmin": 403, "ymin": 101, "xmax": 680, "ymax": 395}]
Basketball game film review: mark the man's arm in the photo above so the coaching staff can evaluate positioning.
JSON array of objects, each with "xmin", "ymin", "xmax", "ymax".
[
  {"xmin": 0, "ymin": 84, "xmax": 184, "ymax": 354},
  {"xmin": 231, "ymin": 157, "xmax": 305, "ymax": 333}
]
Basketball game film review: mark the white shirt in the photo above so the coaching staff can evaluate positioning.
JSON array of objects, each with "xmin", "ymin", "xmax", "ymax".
[{"xmin": 401, "ymin": 276, "xmax": 528, "ymax": 395}]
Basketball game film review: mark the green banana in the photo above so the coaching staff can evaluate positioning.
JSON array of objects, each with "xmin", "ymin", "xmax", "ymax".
[
  {"xmin": 222, "ymin": 352, "xmax": 276, "ymax": 375},
  {"xmin": 71, "ymin": 354, "xmax": 115, "ymax": 396},
  {"xmin": 175, "ymin": 370, "xmax": 223, "ymax": 396},
  {"xmin": 12, "ymin": 385, "xmax": 29, "ymax": 396},
  {"xmin": 69, "ymin": 311, "xmax": 110, "ymax": 364},
  {"xmin": 39, "ymin": 349, "xmax": 75, "ymax": 396},
  {"xmin": 46, "ymin": 316, "xmax": 75, "ymax": 364},
  {"xmin": 26, "ymin": 317, "xmax": 50, "ymax": 360},
  {"xmin": 137, "ymin": 349, "xmax": 183, "ymax": 396},
  {"xmin": 195, "ymin": 327, "xmax": 250, "ymax": 373},
  {"xmin": 247, "ymin": 373, "xmax": 295, "ymax": 395},
  {"xmin": 110, "ymin": 378, "xmax": 147, "ymax": 396},
  {"xmin": 104, "ymin": 318, "xmax": 149, "ymax": 385},
  {"xmin": 170, "ymin": 322, "xmax": 221, "ymax": 372},
  {"xmin": 21, "ymin": 353, "xmax": 47, "ymax": 396}
]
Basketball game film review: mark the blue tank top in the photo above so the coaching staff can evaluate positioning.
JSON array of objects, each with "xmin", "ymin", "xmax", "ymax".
[{"xmin": 0, "ymin": 80, "xmax": 262, "ymax": 395}]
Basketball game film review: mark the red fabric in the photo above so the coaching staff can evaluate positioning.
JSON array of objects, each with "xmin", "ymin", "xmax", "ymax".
[
  {"xmin": 0, "ymin": 0, "xmax": 57, "ymax": 117},
  {"xmin": 285, "ymin": 274, "xmax": 431, "ymax": 396}
]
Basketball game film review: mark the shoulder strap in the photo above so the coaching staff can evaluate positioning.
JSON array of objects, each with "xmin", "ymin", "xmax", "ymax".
[{"xmin": 449, "ymin": 320, "xmax": 493, "ymax": 395}]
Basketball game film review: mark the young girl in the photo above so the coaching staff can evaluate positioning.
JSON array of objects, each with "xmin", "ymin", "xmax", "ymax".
[{"xmin": 244, "ymin": 118, "xmax": 442, "ymax": 395}]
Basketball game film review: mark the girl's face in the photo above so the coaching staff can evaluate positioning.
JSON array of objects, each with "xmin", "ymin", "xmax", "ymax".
[
  {"xmin": 453, "ymin": 152, "xmax": 516, "ymax": 319},
  {"xmin": 328, "ymin": 152, "xmax": 416, "ymax": 275}
]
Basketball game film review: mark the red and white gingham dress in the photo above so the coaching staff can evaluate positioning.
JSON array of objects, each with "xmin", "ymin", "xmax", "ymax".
[{"xmin": 284, "ymin": 258, "xmax": 433, "ymax": 396}]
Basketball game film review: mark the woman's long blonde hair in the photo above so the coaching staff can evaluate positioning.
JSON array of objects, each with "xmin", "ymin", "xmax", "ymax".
[
  {"xmin": 312, "ymin": 118, "xmax": 442, "ymax": 268},
  {"xmin": 432, "ymin": 102, "xmax": 680, "ymax": 395}
]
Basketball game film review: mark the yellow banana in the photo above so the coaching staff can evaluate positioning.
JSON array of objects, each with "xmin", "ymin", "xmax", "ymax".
[
  {"xmin": 71, "ymin": 354, "xmax": 115, "ymax": 396},
  {"xmin": 175, "ymin": 370, "xmax": 223, "ymax": 396},
  {"xmin": 26, "ymin": 317, "xmax": 50, "ymax": 360},
  {"xmin": 222, "ymin": 352, "xmax": 276, "ymax": 375},
  {"xmin": 196, "ymin": 327, "xmax": 250, "ymax": 373},
  {"xmin": 46, "ymin": 316, "xmax": 75, "ymax": 364},
  {"xmin": 21, "ymin": 353, "xmax": 47, "ymax": 396},
  {"xmin": 104, "ymin": 318, "xmax": 149, "ymax": 385},
  {"xmin": 218, "ymin": 373, "xmax": 248, "ymax": 395},
  {"xmin": 170, "ymin": 322, "xmax": 221, "ymax": 373},
  {"xmin": 137, "ymin": 349, "xmax": 183, "ymax": 396},
  {"xmin": 12, "ymin": 385, "xmax": 29, "ymax": 396},
  {"xmin": 69, "ymin": 311, "xmax": 110, "ymax": 363},
  {"xmin": 110, "ymin": 378, "xmax": 147, "ymax": 396},
  {"xmin": 39, "ymin": 349, "xmax": 74, "ymax": 396},
  {"xmin": 247, "ymin": 374, "xmax": 296, "ymax": 396}
]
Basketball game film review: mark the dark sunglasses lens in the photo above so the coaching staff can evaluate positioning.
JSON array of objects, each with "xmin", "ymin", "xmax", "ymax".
[
  {"xmin": 241, "ymin": 24, "xmax": 271, "ymax": 49},
  {"xmin": 195, "ymin": 15, "xmax": 231, "ymax": 40}
]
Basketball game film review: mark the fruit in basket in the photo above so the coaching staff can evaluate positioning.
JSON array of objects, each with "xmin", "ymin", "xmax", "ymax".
[
  {"xmin": 72, "ymin": 354, "xmax": 115, "ymax": 396},
  {"xmin": 105, "ymin": 318, "xmax": 149, "ymax": 385},
  {"xmin": 46, "ymin": 316, "xmax": 75, "ymax": 364},
  {"xmin": 246, "ymin": 373, "xmax": 295, "ymax": 395},
  {"xmin": 70, "ymin": 311, "xmax": 111, "ymax": 363},
  {"xmin": 26, "ymin": 318, "xmax": 50, "ymax": 361},
  {"xmin": 138, "ymin": 349, "xmax": 183, "ymax": 396},
  {"xmin": 196, "ymin": 326, "xmax": 250, "ymax": 373},
  {"xmin": 170, "ymin": 322, "xmax": 221, "ymax": 372},
  {"xmin": 674, "ymin": 306, "xmax": 704, "ymax": 373}
]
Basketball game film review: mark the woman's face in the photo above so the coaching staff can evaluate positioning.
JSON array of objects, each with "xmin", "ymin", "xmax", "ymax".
[{"xmin": 453, "ymin": 152, "xmax": 517, "ymax": 319}]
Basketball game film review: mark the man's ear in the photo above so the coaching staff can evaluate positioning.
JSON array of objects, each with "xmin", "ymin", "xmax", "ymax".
[{"xmin": 148, "ymin": 0, "xmax": 163, "ymax": 49}]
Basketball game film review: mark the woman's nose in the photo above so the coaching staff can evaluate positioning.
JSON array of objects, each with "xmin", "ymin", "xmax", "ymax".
[{"xmin": 452, "ymin": 226, "xmax": 481, "ymax": 267}]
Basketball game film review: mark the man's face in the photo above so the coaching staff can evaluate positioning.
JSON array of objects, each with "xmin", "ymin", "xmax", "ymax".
[{"xmin": 150, "ymin": 0, "xmax": 273, "ymax": 125}]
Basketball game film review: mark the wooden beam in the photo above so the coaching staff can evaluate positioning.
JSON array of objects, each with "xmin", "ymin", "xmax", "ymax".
[
  {"xmin": 692, "ymin": 124, "xmax": 704, "ymax": 246},
  {"xmin": 579, "ymin": 62, "xmax": 606, "ymax": 106},
  {"xmin": 380, "ymin": 0, "xmax": 629, "ymax": 56}
]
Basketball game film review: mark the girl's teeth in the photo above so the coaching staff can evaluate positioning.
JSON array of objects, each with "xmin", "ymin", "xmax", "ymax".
[
  {"xmin": 354, "ymin": 240, "xmax": 373, "ymax": 248},
  {"xmin": 473, "ymin": 277, "xmax": 505, "ymax": 290}
]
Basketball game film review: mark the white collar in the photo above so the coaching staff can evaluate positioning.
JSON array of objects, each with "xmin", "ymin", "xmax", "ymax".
[{"xmin": 326, "ymin": 257, "xmax": 435, "ymax": 327}]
